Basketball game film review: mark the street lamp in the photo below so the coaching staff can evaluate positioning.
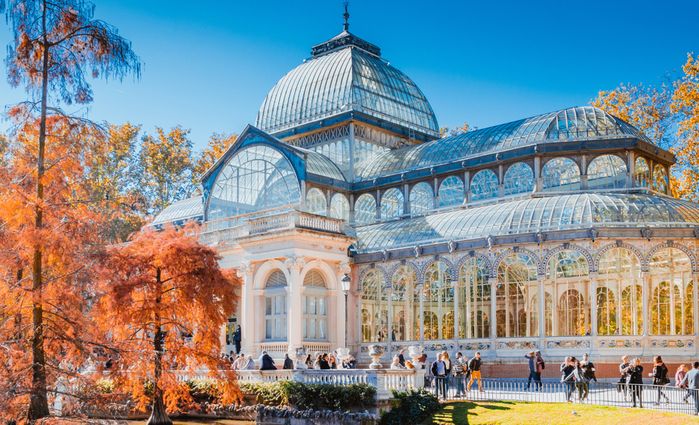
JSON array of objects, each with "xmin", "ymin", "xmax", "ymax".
[{"xmin": 341, "ymin": 273, "xmax": 351, "ymax": 349}]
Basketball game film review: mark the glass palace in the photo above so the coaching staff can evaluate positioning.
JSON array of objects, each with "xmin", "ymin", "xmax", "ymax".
[{"xmin": 154, "ymin": 24, "xmax": 699, "ymax": 367}]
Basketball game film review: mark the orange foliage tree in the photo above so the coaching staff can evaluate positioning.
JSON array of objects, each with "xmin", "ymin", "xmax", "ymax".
[
  {"xmin": 1, "ymin": 0, "xmax": 140, "ymax": 420},
  {"xmin": 96, "ymin": 225, "xmax": 241, "ymax": 425}
]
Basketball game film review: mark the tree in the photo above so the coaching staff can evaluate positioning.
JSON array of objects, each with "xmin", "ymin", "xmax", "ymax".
[
  {"xmin": 1, "ymin": 0, "xmax": 139, "ymax": 419},
  {"xmin": 192, "ymin": 132, "xmax": 237, "ymax": 184},
  {"xmin": 138, "ymin": 126, "xmax": 194, "ymax": 215},
  {"xmin": 96, "ymin": 224, "xmax": 241, "ymax": 425},
  {"xmin": 671, "ymin": 53, "xmax": 699, "ymax": 200}
]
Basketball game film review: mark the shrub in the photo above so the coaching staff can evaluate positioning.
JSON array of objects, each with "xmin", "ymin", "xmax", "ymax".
[
  {"xmin": 239, "ymin": 381, "xmax": 376, "ymax": 411},
  {"xmin": 379, "ymin": 388, "xmax": 440, "ymax": 425}
]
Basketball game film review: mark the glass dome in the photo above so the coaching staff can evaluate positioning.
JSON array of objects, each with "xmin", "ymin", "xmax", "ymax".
[{"xmin": 256, "ymin": 32, "xmax": 439, "ymax": 138}]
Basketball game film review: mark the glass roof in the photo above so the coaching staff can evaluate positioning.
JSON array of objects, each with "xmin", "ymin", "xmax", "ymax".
[
  {"xmin": 256, "ymin": 39, "xmax": 439, "ymax": 137},
  {"xmin": 356, "ymin": 106, "xmax": 650, "ymax": 181},
  {"xmin": 290, "ymin": 144, "xmax": 347, "ymax": 181},
  {"xmin": 152, "ymin": 195, "xmax": 203, "ymax": 226},
  {"xmin": 355, "ymin": 193, "xmax": 699, "ymax": 253}
]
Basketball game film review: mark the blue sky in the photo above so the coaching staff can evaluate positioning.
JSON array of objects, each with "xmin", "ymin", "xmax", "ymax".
[{"xmin": 1, "ymin": 0, "xmax": 697, "ymax": 148}]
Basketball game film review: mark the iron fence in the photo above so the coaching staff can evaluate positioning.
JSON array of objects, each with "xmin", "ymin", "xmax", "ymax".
[{"xmin": 425, "ymin": 376, "xmax": 699, "ymax": 415}]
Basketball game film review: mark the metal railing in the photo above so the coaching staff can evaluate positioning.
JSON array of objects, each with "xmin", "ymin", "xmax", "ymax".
[{"xmin": 425, "ymin": 376, "xmax": 699, "ymax": 415}]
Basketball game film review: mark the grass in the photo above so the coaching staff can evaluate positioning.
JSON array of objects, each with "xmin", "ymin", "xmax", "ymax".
[{"xmin": 423, "ymin": 401, "xmax": 699, "ymax": 425}]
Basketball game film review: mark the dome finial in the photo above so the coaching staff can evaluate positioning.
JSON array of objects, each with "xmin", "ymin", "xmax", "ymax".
[{"xmin": 343, "ymin": 1, "xmax": 350, "ymax": 32}]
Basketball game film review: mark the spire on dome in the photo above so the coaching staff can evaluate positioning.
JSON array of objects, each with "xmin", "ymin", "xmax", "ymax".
[{"xmin": 343, "ymin": 1, "xmax": 350, "ymax": 32}]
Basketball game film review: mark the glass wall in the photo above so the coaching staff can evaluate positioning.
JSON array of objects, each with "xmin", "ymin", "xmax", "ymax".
[
  {"xmin": 542, "ymin": 157, "xmax": 581, "ymax": 192},
  {"xmin": 470, "ymin": 169, "xmax": 499, "ymax": 201},
  {"xmin": 458, "ymin": 257, "xmax": 490, "ymax": 338},
  {"xmin": 546, "ymin": 250, "xmax": 589, "ymax": 336},
  {"xmin": 354, "ymin": 193, "xmax": 377, "ymax": 225},
  {"xmin": 587, "ymin": 154, "xmax": 627, "ymax": 189},
  {"xmin": 391, "ymin": 266, "xmax": 418, "ymax": 341},
  {"xmin": 634, "ymin": 157, "xmax": 650, "ymax": 188},
  {"xmin": 423, "ymin": 261, "xmax": 454, "ymax": 340},
  {"xmin": 381, "ymin": 188, "xmax": 404, "ymax": 219},
  {"xmin": 653, "ymin": 164, "xmax": 669, "ymax": 193},
  {"xmin": 208, "ymin": 145, "xmax": 301, "ymax": 220},
  {"xmin": 329, "ymin": 193, "xmax": 350, "ymax": 221},
  {"xmin": 360, "ymin": 269, "xmax": 388, "ymax": 342},
  {"xmin": 597, "ymin": 247, "xmax": 642, "ymax": 336},
  {"xmin": 438, "ymin": 176, "xmax": 465, "ymax": 208},
  {"xmin": 649, "ymin": 248, "xmax": 693, "ymax": 335},
  {"xmin": 496, "ymin": 253, "xmax": 538, "ymax": 338},
  {"xmin": 410, "ymin": 182, "xmax": 434, "ymax": 217},
  {"xmin": 305, "ymin": 188, "xmax": 327, "ymax": 216},
  {"xmin": 504, "ymin": 162, "xmax": 534, "ymax": 196}
]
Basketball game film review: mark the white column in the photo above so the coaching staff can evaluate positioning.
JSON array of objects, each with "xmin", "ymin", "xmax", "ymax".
[
  {"xmin": 489, "ymin": 277, "xmax": 498, "ymax": 339},
  {"xmin": 534, "ymin": 156, "xmax": 542, "ymax": 193},
  {"xmin": 453, "ymin": 279, "xmax": 460, "ymax": 339},
  {"xmin": 627, "ymin": 151, "xmax": 635, "ymax": 188},
  {"xmin": 338, "ymin": 262, "xmax": 351, "ymax": 349},
  {"xmin": 590, "ymin": 273, "xmax": 598, "ymax": 341},
  {"xmin": 419, "ymin": 283, "xmax": 425, "ymax": 344},
  {"xmin": 240, "ymin": 263, "xmax": 256, "ymax": 356},
  {"xmin": 538, "ymin": 275, "xmax": 545, "ymax": 340},
  {"xmin": 642, "ymin": 271, "xmax": 650, "ymax": 337},
  {"xmin": 286, "ymin": 257, "xmax": 305, "ymax": 352}
]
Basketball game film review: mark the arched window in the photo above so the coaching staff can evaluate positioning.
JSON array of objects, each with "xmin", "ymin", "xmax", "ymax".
[
  {"xmin": 504, "ymin": 162, "xmax": 534, "ymax": 196},
  {"xmin": 409, "ymin": 182, "xmax": 434, "ymax": 217},
  {"xmin": 497, "ymin": 253, "xmax": 538, "ymax": 338},
  {"xmin": 634, "ymin": 157, "xmax": 650, "ymax": 188},
  {"xmin": 305, "ymin": 188, "xmax": 327, "ymax": 216},
  {"xmin": 458, "ymin": 257, "xmax": 490, "ymax": 338},
  {"xmin": 587, "ymin": 155, "xmax": 627, "ymax": 189},
  {"xmin": 470, "ymin": 169, "xmax": 499, "ymax": 201},
  {"xmin": 354, "ymin": 194, "xmax": 376, "ymax": 225},
  {"xmin": 265, "ymin": 269, "xmax": 288, "ymax": 341},
  {"xmin": 653, "ymin": 164, "xmax": 668, "ymax": 193},
  {"xmin": 438, "ymin": 176, "xmax": 464, "ymax": 208},
  {"xmin": 598, "ymin": 247, "xmax": 642, "ymax": 335},
  {"xmin": 380, "ymin": 188, "xmax": 404, "ymax": 219},
  {"xmin": 391, "ymin": 265, "xmax": 417, "ymax": 342},
  {"xmin": 360, "ymin": 270, "xmax": 387, "ymax": 342},
  {"xmin": 329, "ymin": 193, "xmax": 350, "ymax": 221},
  {"xmin": 423, "ymin": 261, "xmax": 453, "ymax": 340},
  {"xmin": 303, "ymin": 270, "xmax": 327, "ymax": 340},
  {"xmin": 546, "ymin": 250, "xmax": 589, "ymax": 336},
  {"xmin": 542, "ymin": 157, "xmax": 581, "ymax": 192},
  {"xmin": 649, "ymin": 248, "xmax": 693, "ymax": 335},
  {"xmin": 208, "ymin": 145, "xmax": 300, "ymax": 220}
]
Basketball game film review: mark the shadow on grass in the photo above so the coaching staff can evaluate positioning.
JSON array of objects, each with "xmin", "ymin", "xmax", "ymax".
[{"xmin": 426, "ymin": 401, "xmax": 516, "ymax": 425}]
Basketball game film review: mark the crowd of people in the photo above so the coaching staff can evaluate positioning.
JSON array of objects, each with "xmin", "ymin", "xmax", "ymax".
[{"xmin": 221, "ymin": 350, "xmax": 359, "ymax": 371}]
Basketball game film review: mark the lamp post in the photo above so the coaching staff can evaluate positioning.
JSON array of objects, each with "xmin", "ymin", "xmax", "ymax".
[{"xmin": 341, "ymin": 273, "xmax": 351, "ymax": 349}]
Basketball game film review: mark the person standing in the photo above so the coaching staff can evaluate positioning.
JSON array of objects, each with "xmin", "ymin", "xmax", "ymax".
[
  {"xmin": 431, "ymin": 353, "xmax": 448, "ymax": 400},
  {"xmin": 535, "ymin": 351, "xmax": 545, "ymax": 391},
  {"xmin": 650, "ymin": 355, "xmax": 670, "ymax": 404},
  {"xmin": 467, "ymin": 352, "xmax": 484, "ymax": 392},
  {"xmin": 680, "ymin": 361, "xmax": 699, "ymax": 415},
  {"xmin": 525, "ymin": 351, "xmax": 538, "ymax": 390},
  {"xmin": 676, "ymin": 364, "xmax": 691, "ymax": 403},
  {"xmin": 618, "ymin": 355, "xmax": 631, "ymax": 400},
  {"xmin": 560, "ymin": 357, "xmax": 576, "ymax": 403},
  {"xmin": 580, "ymin": 353, "xmax": 596, "ymax": 400},
  {"xmin": 233, "ymin": 325, "xmax": 242, "ymax": 355},
  {"xmin": 625, "ymin": 358, "xmax": 644, "ymax": 408},
  {"xmin": 453, "ymin": 352, "xmax": 468, "ymax": 397},
  {"xmin": 282, "ymin": 353, "xmax": 294, "ymax": 370}
]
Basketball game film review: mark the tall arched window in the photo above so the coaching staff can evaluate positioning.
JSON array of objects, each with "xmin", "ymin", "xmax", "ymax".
[
  {"xmin": 542, "ymin": 157, "xmax": 581, "ymax": 192},
  {"xmin": 653, "ymin": 165, "xmax": 668, "ymax": 193},
  {"xmin": 409, "ymin": 182, "xmax": 434, "ymax": 217},
  {"xmin": 497, "ymin": 253, "xmax": 538, "ymax": 338},
  {"xmin": 391, "ymin": 266, "xmax": 417, "ymax": 342},
  {"xmin": 458, "ymin": 257, "xmax": 490, "ymax": 338},
  {"xmin": 303, "ymin": 270, "xmax": 327, "ymax": 341},
  {"xmin": 649, "ymin": 248, "xmax": 693, "ymax": 335},
  {"xmin": 546, "ymin": 250, "xmax": 589, "ymax": 336},
  {"xmin": 354, "ymin": 193, "xmax": 376, "ymax": 225},
  {"xmin": 305, "ymin": 188, "xmax": 327, "ymax": 216},
  {"xmin": 329, "ymin": 193, "xmax": 350, "ymax": 221},
  {"xmin": 634, "ymin": 157, "xmax": 650, "ymax": 187},
  {"xmin": 360, "ymin": 270, "xmax": 387, "ymax": 342},
  {"xmin": 438, "ymin": 176, "xmax": 464, "ymax": 208},
  {"xmin": 380, "ymin": 188, "xmax": 404, "ymax": 219},
  {"xmin": 598, "ymin": 247, "xmax": 642, "ymax": 335},
  {"xmin": 423, "ymin": 261, "xmax": 453, "ymax": 340},
  {"xmin": 504, "ymin": 162, "xmax": 534, "ymax": 196},
  {"xmin": 587, "ymin": 155, "xmax": 627, "ymax": 189},
  {"xmin": 265, "ymin": 270, "xmax": 288, "ymax": 341},
  {"xmin": 470, "ymin": 169, "xmax": 499, "ymax": 201},
  {"xmin": 208, "ymin": 145, "xmax": 300, "ymax": 220}
]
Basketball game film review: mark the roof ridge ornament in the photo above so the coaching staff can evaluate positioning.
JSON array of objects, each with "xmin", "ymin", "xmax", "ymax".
[{"xmin": 343, "ymin": 1, "xmax": 350, "ymax": 32}]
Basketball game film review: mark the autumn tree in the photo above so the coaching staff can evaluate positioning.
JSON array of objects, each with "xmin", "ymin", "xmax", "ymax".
[
  {"xmin": 96, "ymin": 225, "xmax": 241, "ymax": 425},
  {"xmin": 138, "ymin": 126, "xmax": 194, "ymax": 215},
  {"xmin": 0, "ymin": 0, "xmax": 140, "ymax": 419},
  {"xmin": 192, "ymin": 132, "xmax": 237, "ymax": 184},
  {"xmin": 671, "ymin": 53, "xmax": 699, "ymax": 200}
]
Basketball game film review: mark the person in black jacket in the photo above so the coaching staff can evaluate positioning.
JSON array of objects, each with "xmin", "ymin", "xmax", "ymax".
[
  {"xmin": 282, "ymin": 353, "xmax": 294, "ymax": 370},
  {"xmin": 650, "ymin": 355, "xmax": 670, "ymax": 404},
  {"xmin": 560, "ymin": 357, "xmax": 576, "ymax": 402},
  {"xmin": 259, "ymin": 351, "xmax": 277, "ymax": 371},
  {"xmin": 430, "ymin": 353, "xmax": 448, "ymax": 400},
  {"xmin": 624, "ymin": 357, "xmax": 644, "ymax": 408},
  {"xmin": 467, "ymin": 352, "xmax": 483, "ymax": 392},
  {"xmin": 618, "ymin": 355, "xmax": 631, "ymax": 400},
  {"xmin": 232, "ymin": 325, "xmax": 241, "ymax": 354}
]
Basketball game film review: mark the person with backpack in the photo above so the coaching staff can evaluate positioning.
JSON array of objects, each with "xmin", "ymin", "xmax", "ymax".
[
  {"xmin": 467, "ymin": 352, "xmax": 483, "ymax": 392},
  {"xmin": 431, "ymin": 353, "xmax": 448, "ymax": 400},
  {"xmin": 650, "ymin": 355, "xmax": 670, "ymax": 404}
]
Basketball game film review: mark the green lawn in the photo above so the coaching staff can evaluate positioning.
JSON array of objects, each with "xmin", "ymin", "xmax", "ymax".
[{"xmin": 423, "ymin": 401, "xmax": 699, "ymax": 425}]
